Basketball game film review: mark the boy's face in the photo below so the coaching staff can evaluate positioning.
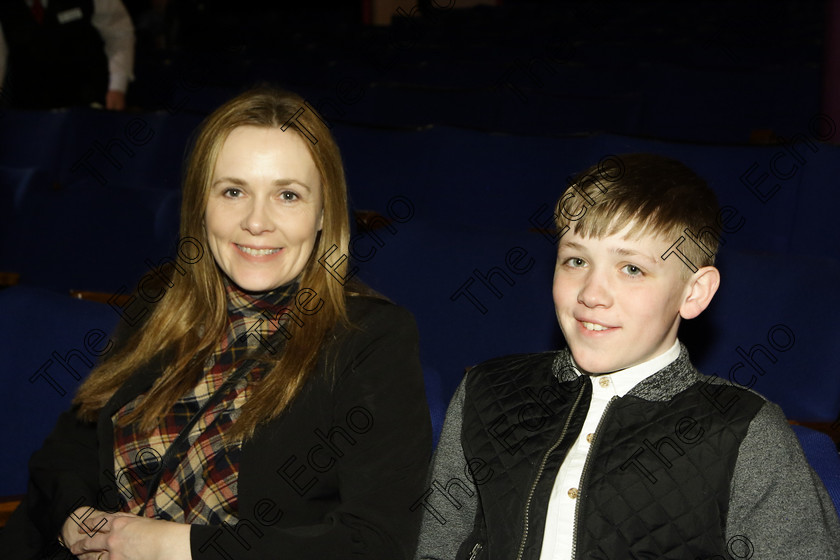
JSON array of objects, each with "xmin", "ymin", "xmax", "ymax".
[{"xmin": 553, "ymin": 225, "xmax": 696, "ymax": 375}]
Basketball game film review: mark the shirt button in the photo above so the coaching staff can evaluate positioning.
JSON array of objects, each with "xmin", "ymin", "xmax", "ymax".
[
  {"xmin": 586, "ymin": 433, "xmax": 594, "ymax": 443},
  {"xmin": 568, "ymin": 488, "xmax": 578, "ymax": 499},
  {"xmin": 599, "ymin": 377, "xmax": 610, "ymax": 388}
]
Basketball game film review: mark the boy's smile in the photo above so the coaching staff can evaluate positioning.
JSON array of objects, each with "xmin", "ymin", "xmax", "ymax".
[{"xmin": 553, "ymin": 225, "xmax": 713, "ymax": 375}]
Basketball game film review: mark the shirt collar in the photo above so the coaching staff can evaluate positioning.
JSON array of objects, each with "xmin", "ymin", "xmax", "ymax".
[{"xmin": 571, "ymin": 339, "xmax": 682, "ymax": 397}]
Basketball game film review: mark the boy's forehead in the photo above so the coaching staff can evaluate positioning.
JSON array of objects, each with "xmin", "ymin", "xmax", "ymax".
[
  {"xmin": 559, "ymin": 227, "xmax": 696, "ymax": 285},
  {"xmin": 560, "ymin": 225, "xmax": 671, "ymax": 259}
]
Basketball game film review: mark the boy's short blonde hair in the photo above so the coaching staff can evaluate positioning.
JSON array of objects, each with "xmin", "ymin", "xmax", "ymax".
[{"xmin": 554, "ymin": 153, "xmax": 721, "ymax": 276}]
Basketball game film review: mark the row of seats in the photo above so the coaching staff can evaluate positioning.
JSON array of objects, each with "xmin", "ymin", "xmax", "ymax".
[
  {"xmin": 0, "ymin": 170, "xmax": 181, "ymax": 293},
  {"xmin": 2, "ymin": 110, "xmax": 839, "ymax": 293},
  {"xmin": 0, "ymin": 110, "xmax": 201, "ymax": 191}
]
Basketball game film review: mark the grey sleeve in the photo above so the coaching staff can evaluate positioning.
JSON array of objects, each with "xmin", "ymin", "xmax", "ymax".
[
  {"xmin": 414, "ymin": 378, "xmax": 480, "ymax": 560},
  {"xmin": 726, "ymin": 402, "xmax": 840, "ymax": 559}
]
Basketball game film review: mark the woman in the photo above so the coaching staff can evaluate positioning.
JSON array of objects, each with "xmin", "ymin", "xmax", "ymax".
[{"xmin": 2, "ymin": 86, "xmax": 432, "ymax": 559}]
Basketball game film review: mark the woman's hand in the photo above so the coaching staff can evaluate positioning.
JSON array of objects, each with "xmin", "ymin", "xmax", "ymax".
[
  {"xmin": 61, "ymin": 507, "xmax": 191, "ymax": 560},
  {"xmin": 60, "ymin": 507, "xmax": 110, "ymax": 560}
]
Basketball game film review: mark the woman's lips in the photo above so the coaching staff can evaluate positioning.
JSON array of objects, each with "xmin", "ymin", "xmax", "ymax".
[{"xmin": 234, "ymin": 243, "xmax": 282, "ymax": 257}]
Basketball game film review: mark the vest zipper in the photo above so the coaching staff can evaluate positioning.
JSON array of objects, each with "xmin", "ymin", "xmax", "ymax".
[
  {"xmin": 514, "ymin": 383, "xmax": 586, "ymax": 560},
  {"xmin": 468, "ymin": 542, "xmax": 483, "ymax": 560},
  {"xmin": 571, "ymin": 395, "xmax": 618, "ymax": 559}
]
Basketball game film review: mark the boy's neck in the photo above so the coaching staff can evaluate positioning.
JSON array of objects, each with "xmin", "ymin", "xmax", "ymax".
[{"xmin": 572, "ymin": 339, "xmax": 681, "ymax": 394}]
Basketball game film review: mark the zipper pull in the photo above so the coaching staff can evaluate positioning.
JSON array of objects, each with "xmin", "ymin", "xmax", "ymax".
[{"xmin": 468, "ymin": 543, "xmax": 483, "ymax": 560}]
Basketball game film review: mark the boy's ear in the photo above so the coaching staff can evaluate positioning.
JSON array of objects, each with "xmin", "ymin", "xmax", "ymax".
[{"xmin": 679, "ymin": 266, "xmax": 720, "ymax": 320}]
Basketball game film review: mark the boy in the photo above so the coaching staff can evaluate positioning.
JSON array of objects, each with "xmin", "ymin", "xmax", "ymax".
[{"xmin": 414, "ymin": 153, "xmax": 840, "ymax": 559}]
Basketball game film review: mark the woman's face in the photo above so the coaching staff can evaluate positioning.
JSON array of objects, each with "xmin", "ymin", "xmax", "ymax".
[{"xmin": 205, "ymin": 126, "xmax": 324, "ymax": 292}]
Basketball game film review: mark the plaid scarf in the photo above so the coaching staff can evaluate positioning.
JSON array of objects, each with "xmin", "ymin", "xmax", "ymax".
[{"xmin": 111, "ymin": 279, "xmax": 296, "ymax": 524}]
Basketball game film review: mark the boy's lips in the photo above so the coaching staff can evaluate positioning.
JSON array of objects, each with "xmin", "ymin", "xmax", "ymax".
[{"xmin": 575, "ymin": 317, "xmax": 618, "ymax": 333}]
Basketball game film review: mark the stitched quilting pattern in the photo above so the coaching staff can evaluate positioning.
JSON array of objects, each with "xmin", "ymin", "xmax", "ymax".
[
  {"xmin": 576, "ymin": 384, "xmax": 764, "ymax": 559},
  {"xmin": 460, "ymin": 348, "xmax": 765, "ymax": 560}
]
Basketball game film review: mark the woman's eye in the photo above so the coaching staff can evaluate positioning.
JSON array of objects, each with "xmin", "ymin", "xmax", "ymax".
[
  {"xmin": 223, "ymin": 188, "xmax": 242, "ymax": 198},
  {"xmin": 622, "ymin": 264, "xmax": 643, "ymax": 276},
  {"xmin": 280, "ymin": 191, "xmax": 298, "ymax": 201}
]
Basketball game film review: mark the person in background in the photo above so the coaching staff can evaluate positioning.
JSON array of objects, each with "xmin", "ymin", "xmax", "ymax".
[{"xmin": 0, "ymin": 0, "xmax": 134, "ymax": 110}]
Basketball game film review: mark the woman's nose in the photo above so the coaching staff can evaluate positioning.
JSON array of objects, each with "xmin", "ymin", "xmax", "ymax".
[{"xmin": 242, "ymin": 199, "xmax": 274, "ymax": 235}]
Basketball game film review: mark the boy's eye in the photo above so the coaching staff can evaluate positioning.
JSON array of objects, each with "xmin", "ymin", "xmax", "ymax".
[
  {"xmin": 564, "ymin": 257, "xmax": 586, "ymax": 268},
  {"xmin": 622, "ymin": 264, "xmax": 643, "ymax": 276}
]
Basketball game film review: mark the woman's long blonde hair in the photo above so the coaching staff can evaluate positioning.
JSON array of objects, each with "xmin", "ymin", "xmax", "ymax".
[{"xmin": 74, "ymin": 86, "xmax": 354, "ymax": 440}]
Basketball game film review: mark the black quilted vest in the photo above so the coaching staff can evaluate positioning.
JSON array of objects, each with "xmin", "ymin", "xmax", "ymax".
[
  {"xmin": 459, "ymin": 350, "xmax": 765, "ymax": 560},
  {"xmin": 0, "ymin": 0, "xmax": 107, "ymax": 108}
]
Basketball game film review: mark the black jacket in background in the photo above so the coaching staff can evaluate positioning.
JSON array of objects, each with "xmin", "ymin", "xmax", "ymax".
[{"xmin": 0, "ymin": 0, "xmax": 108, "ymax": 108}]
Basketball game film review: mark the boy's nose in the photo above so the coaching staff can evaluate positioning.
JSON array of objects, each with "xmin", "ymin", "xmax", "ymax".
[{"xmin": 577, "ymin": 273, "xmax": 612, "ymax": 308}]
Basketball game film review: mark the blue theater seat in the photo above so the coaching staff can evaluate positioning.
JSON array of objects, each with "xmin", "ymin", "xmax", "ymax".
[
  {"xmin": 789, "ymin": 141, "xmax": 840, "ymax": 263},
  {"xmin": 586, "ymin": 134, "xmax": 806, "ymax": 256},
  {"xmin": 335, "ymin": 125, "xmax": 590, "ymax": 229},
  {"xmin": 353, "ymin": 218, "xmax": 563, "ymax": 403},
  {"xmin": 0, "ymin": 110, "xmax": 69, "ymax": 179},
  {"xmin": 792, "ymin": 425, "xmax": 840, "ymax": 514},
  {"xmin": 58, "ymin": 109, "xmax": 199, "ymax": 191},
  {"xmin": 0, "ymin": 166, "xmax": 47, "ymax": 211},
  {"xmin": 0, "ymin": 166, "xmax": 49, "ymax": 246},
  {"xmin": 0, "ymin": 108, "xmax": 200, "ymax": 195},
  {"xmin": 0, "ymin": 286, "xmax": 119, "ymax": 497},
  {"xmin": 0, "ymin": 181, "xmax": 181, "ymax": 294},
  {"xmin": 337, "ymin": 124, "xmax": 836, "ymax": 264},
  {"xmin": 682, "ymin": 250, "xmax": 840, "ymax": 423},
  {"xmin": 421, "ymin": 365, "xmax": 446, "ymax": 447}
]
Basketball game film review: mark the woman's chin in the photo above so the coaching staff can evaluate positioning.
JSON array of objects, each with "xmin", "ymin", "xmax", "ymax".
[{"xmin": 228, "ymin": 275, "xmax": 285, "ymax": 294}]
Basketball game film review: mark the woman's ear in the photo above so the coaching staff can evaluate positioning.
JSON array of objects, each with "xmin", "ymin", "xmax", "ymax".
[
  {"xmin": 318, "ymin": 208, "xmax": 324, "ymax": 232},
  {"xmin": 679, "ymin": 266, "xmax": 720, "ymax": 320}
]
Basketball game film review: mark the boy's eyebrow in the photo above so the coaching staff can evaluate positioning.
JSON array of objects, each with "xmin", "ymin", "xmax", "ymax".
[
  {"xmin": 559, "ymin": 241, "xmax": 660, "ymax": 265},
  {"xmin": 558, "ymin": 241, "xmax": 585, "ymax": 251},
  {"xmin": 612, "ymin": 247, "xmax": 659, "ymax": 265}
]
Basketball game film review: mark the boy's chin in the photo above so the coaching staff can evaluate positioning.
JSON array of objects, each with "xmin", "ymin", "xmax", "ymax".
[
  {"xmin": 570, "ymin": 355, "xmax": 616, "ymax": 376},
  {"xmin": 568, "ymin": 348, "xmax": 631, "ymax": 376}
]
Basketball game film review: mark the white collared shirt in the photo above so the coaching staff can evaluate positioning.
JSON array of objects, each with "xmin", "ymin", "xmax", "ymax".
[{"xmin": 539, "ymin": 339, "xmax": 682, "ymax": 560}]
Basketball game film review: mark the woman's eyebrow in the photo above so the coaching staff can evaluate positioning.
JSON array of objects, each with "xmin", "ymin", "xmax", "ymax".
[
  {"xmin": 273, "ymin": 179, "xmax": 313, "ymax": 191},
  {"xmin": 211, "ymin": 177, "xmax": 313, "ymax": 191},
  {"xmin": 211, "ymin": 176, "xmax": 246, "ymax": 187}
]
